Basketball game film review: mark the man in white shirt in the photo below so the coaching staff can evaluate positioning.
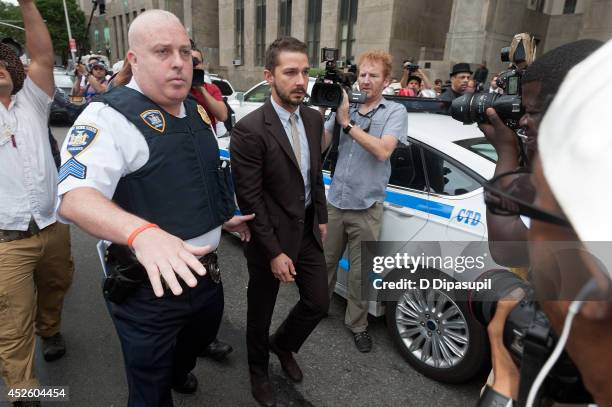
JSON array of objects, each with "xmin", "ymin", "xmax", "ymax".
[{"xmin": 0, "ymin": 1, "xmax": 74, "ymax": 405}]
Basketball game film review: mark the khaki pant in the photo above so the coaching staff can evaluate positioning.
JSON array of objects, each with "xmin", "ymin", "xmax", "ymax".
[
  {"xmin": 325, "ymin": 202, "xmax": 383, "ymax": 333},
  {"xmin": 0, "ymin": 222, "xmax": 74, "ymax": 397}
]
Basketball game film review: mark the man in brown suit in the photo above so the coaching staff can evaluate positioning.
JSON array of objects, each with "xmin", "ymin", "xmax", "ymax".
[{"xmin": 230, "ymin": 37, "xmax": 328, "ymax": 407}]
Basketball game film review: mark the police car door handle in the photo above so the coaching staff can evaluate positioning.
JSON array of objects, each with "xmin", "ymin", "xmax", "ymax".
[{"xmin": 384, "ymin": 202, "xmax": 414, "ymax": 217}]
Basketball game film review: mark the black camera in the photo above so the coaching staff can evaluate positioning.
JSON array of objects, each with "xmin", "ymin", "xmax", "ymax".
[
  {"xmin": 450, "ymin": 92, "xmax": 523, "ymax": 129},
  {"xmin": 450, "ymin": 34, "xmax": 535, "ymax": 129},
  {"xmin": 403, "ymin": 60, "xmax": 419, "ymax": 73},
  {"xmin": 192, "ymin": 57, "xmax": 205, "ymax": 87},
  {"xmin": 469, "ymin": 270, "xmax": 592, "ymax": 405},
  {"xmin": 310, "ymin": 47, "xmax": 367, "ymax": 109}
]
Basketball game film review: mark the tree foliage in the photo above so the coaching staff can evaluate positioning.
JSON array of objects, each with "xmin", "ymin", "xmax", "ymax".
[{"xmin": 0, "ymin": 0, "xmax": 86, "ymax": 62}]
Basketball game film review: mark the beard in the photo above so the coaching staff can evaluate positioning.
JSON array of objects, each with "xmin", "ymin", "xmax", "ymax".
[{"xmin": 273, "ymin": 82, "xmax": 305, "ymax": 107}]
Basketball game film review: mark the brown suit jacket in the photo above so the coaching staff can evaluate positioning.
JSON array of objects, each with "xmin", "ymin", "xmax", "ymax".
[{"xmin": 230, "ymin": 99, "xmax": 328, "ymax": 264}]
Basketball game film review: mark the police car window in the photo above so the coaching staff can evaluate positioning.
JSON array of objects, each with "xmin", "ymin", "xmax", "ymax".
[
  {"xmin": 388, "ymin": 143, "xmax": 427, "ymax": 192},
  {"xmin": 422, "ymin": 149, "xmax": 481, "ymax": 196},
  {"xmin": 454, "ymin": 137, "xmax": 498, "ymax": 163},
  {"xmin": 245, "ymin": 83, "xmax": 271, "ymax": 103}
]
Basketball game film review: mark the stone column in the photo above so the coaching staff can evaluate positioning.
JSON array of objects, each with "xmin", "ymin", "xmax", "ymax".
[
  {"xmin": 292, "ymin": 0, "xmax": 307, "ymax": 40},
  {"xmin": 320, "ymin": 0, "xmax": 339, "ymax": 49}
]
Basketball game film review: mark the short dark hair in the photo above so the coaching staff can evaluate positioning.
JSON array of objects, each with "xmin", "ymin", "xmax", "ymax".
[
  {"xmin": 192, "ymin": 48, "xmax": 203, "ymax": 62},
  {"xmin": 408, "ymin": 75, "xmax": 422, "ymax": 85},
  {"xmin": 264, "ymin": 37, "xmax": 308, "ymax": 72},
  {"xmin": 523, "ymin": 39, "xmax": 602, "ymax": 109}
]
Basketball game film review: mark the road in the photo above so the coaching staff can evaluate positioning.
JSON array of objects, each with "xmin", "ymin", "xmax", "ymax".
[{"xmin": 1, "ymin": 126, "xmax": 483, "ymax": 406}]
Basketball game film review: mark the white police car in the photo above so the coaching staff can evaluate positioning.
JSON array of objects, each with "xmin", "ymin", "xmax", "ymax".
[{"xmin": 217, "ymin": 100, "xmax": 497, "ymax": 384}]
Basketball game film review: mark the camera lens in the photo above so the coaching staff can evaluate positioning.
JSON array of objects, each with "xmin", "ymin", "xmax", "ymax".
[
  {"xmin": 450, "ymin": 92, "xmax": 523, "ymax": 127},
  {"xmin": 450, "ymin": 93, "xmax": 495, "ymax": 124},
  {"xmin": 323, "ymin": 88, "xmax": 338, "ymax": 103},
  {"xmin": 311, "ymin": 82, "xmax": 343, "ymax": 109}
]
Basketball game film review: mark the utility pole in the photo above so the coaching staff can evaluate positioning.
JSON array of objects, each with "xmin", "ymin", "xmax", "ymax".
[{"xmin": 62, "ymin": 0, "xmax": 77, "ymax": 67}]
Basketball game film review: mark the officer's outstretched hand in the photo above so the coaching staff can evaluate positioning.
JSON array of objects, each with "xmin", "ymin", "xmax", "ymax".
[
  {"xmin": 131, "ymin": 228, "xmax": 211, "ymax": 297},
  {"xmin": 222, "ymin": 213, "xmax": 255, "ymax": 242}
]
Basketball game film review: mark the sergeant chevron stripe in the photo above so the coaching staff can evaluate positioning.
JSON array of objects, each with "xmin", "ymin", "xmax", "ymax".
[{"xmin": 58, "ymin": 157, "xmax": 87, "ymax": 183}]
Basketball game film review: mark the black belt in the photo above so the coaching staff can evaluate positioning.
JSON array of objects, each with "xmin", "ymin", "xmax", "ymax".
[
  {"xmin": 0, "ymin": 219, "xmax": 43, "ymax": 243},
  {"xmin": 103, "ymin": 245, "xmax": 220, "ymax": 304}
]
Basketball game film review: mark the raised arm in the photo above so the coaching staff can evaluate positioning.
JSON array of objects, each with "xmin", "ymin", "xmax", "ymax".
[{"xmin": 19, "ymin": 0, "xmax": 54, "ymax": 97}]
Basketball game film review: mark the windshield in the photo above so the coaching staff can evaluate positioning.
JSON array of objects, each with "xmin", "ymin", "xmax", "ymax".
[{"xmin": 54, "ymin": 74, "xmax": 74, "ymax": 90}]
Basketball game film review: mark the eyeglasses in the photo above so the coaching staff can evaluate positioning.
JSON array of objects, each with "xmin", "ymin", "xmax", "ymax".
[{"xmin": 483, "ymin": 167, "xmax": 571, "ymax": 226}]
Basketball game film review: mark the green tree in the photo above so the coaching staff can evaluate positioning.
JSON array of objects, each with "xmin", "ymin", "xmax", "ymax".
[
  {"xmin": 0, "ymin": 0, "xmax": 86, "ymax": 63},
  {"xmin": 0, "ymin": 2, "xmax": 24, "ymax": 44}
]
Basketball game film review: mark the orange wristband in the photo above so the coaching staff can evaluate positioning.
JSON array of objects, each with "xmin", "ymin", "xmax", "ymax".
[{"xmin": 127, "ymin": 223, "xmax": 159, "ymax": 248}]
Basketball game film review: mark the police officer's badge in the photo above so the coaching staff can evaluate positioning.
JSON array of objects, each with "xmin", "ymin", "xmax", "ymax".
[
  {"xmin": 140, "ymin": 109, "xmax": 166, "ymax": 133},
  {"xmin": 197, "ymin": 104, "xmax": 212, "ymax": 127},
  {"xmin": 58, "ymin": 125, "xmax": 99, "ymax": 183}
]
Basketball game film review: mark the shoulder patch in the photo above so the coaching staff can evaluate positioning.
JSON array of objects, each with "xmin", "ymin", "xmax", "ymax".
[
  {"xmin": 140, "ymin": 109, "xmax": 166, "ymax": 133},
  {"xmin": 197, "ymin": 104, "xmax": 212, "ymax": 126},
  {"xmin": 58, "ymin": 124, "xmax": 99, "ymax": 183}
]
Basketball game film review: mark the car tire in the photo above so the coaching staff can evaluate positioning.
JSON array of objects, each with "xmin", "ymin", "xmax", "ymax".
[{"xmin": 384, "ymin": 270, "xmax": 489, "ymax": 383}]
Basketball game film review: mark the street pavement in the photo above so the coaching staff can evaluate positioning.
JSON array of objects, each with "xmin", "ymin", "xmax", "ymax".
[{"xmin": 1, "ymin": 126, "xmax": 483, "ymax": 406}]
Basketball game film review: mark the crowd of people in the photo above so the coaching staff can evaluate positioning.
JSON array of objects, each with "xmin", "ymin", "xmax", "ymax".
[{"xmin": 1, "ymin": 2, "xmax": 611, "ymax": 407}]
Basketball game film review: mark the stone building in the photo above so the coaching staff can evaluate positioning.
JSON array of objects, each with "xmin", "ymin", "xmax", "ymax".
[
  {"xmin": 79, "ymin": 0, "xmax": 220, "ymax": 69},
  {"xmin": 81, "ymin": 0, "xmax": 612, "ymax": 90},
  {"xmin": 218, "ymin": 0, "xmax": 612, "ymax": 90}
]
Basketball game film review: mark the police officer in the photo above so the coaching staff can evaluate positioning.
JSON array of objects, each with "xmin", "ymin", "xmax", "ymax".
[{"xmin": 57, "ymin": 10, "xmax": 252, "ymax": 407}]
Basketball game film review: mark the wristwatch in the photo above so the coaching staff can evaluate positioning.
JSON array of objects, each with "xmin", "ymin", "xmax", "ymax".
[{"xmin": 343, "ymin": 120, "xmax": 355, "ymax": 134}]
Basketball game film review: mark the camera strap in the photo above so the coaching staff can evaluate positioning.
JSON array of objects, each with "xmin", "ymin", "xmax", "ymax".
[
  {"xmin": 322, "ymin": 120, "xmax": 341, "ymax": 178},
  {"xmin": 517, "ymin": 324, "xmax": 550, "ymax": 406}
]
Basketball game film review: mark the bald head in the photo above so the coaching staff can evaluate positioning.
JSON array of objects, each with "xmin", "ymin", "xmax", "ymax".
[
  {"xmin": 125, "ymin": 9, "xmax": 192, "ymax": 116},
  {"xmin": 128, "ymin": 10, "xmax": 185, "ymax": 50}
]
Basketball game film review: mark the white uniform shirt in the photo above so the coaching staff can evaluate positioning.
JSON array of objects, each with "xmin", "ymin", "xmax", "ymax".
[
  {"xmin": 0, "ymin": 77, "xmax": 55, "ymax": 230},
  {"xmin": 57, "ymin": 79, "xmax": 222, "ymax": 249}
]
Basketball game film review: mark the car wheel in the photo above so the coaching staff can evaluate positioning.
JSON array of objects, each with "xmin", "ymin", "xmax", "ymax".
[{"xmin": 385, "ymin": 273, "xmax": 489, "ymax": 383}]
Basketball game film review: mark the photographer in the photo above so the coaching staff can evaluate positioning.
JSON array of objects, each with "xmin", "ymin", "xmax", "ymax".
[
  {"xmin": 479, "ymin": 38, "xmax": 612, "ymax": 406},
  {"xmin": 534, "ymin": 41, "xmax": 612, "ymax": 405},
  {"xmin": 476, "ymin": 39, "xmax": 604, "ymax": 406},
  {"xmin": 480, "ymin": 39, "xmax": 602, "ymax": 267},
  {"xmin": 190, "ymin": 48, "xmax": 227, "ymax": 130},
  {"xmin": 321, "ymin": 50, "xmax": 407, "ymax": 352},
  {"xmin": 72, "ymin": 59, "xmax": 108, "ymax": 102},
  {"xmin": 399, "ymin": 61, "xmax": 432, "ymax": 97},
  {"xmin": 439, "ymin": 62, "xmax": 472, "ymax": 102}
]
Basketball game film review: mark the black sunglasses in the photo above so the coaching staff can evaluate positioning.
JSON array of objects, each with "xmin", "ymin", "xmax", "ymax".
[{"xmin": 483, "ymin": 167, "xmax": 571, "ymax": 227}]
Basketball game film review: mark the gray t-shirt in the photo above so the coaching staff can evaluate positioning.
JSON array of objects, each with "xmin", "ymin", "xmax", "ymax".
[{"xmin": 325, "ymin": 98, "xmax": 408, "ymax": 210}]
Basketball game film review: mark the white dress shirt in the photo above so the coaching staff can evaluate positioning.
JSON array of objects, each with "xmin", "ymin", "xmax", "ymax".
[{"xmin": 0, "ymin": 77, "xmax": 55, "ymax": 230}]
